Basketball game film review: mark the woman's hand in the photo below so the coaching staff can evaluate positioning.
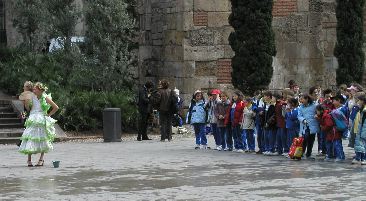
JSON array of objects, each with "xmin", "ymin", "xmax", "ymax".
[{"xmin": 45, "ymin": 97, "xmax": 59, "ymax": 117}]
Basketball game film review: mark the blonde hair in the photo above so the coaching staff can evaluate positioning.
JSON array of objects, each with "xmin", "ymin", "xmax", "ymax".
[
  {"xmin": 34, "ymin": 82, "xmax": 48, "ymax": 92},
  {"xmin": 24, "ymin": 81, "xmax": 33, "ymax": 91}
]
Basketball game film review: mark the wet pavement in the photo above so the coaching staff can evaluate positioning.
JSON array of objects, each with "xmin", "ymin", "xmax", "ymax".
[{"xmin": 1, "ymin": 136, "xmax": 366, "ymax": 201}]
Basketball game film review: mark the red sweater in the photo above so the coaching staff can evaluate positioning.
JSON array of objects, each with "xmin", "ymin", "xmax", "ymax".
[
  {"xmin": 319, "ymin": 111, "xmax": 342, "ymax": 141},
  {"xmin": 275, "ymin": 100, "xmax": 286, "ymax": 128},
  {"xmin": 224, "ymin": 100, "xmax": 246, "ymax": 127}
]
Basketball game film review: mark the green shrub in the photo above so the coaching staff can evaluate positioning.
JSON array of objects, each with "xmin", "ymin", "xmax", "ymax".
[{"xmin": 55, "ymin": 90, "xmax": 137, "ymax": 131}]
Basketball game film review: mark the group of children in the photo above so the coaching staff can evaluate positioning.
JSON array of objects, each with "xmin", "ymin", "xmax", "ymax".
[{"xmin": 185, "ymin": 83, "xmax": 366, "ymax": 164}]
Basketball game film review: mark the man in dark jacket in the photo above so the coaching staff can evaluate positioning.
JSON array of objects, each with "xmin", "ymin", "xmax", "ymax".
[
  {"xmin": 137, "ymin": 81, "xmax": 154, "ymax": 141},
  {"xmin": 158, "ymin": 79, "xmax": 176, "ymax": 141}
]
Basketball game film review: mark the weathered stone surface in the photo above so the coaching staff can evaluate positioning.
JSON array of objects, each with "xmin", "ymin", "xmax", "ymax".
[
  {"xmin": 193, "ymin": 0, "xmax": 231, "ymax": 12},
  {"xmin": 309, "ymin": 0, "xmax": 323, "ymax": 13},
  {"xmin": 297, "ymin": 0, "xmax": 309, "ymax": 12},
  {"xmin": 164, "ymin": 31, "xmax": 184, "ymax": 46},
  {"xmin": 164, "ymin": 46, "xmax": 184, "ymax": 61},
  {"xmin": 207, "ymin": 12, "xmax": 230, "ymax": 27},
  {"xmin": 195, "ymin": 61, "xmax": 217, "ymax": 76},
  {"xmin": 184, "ymin": 45, "xmax": 226, "ymax": 61},
  {"xmin": 189, "ymin": 28, "xmax": 214, "ymax": 46}
]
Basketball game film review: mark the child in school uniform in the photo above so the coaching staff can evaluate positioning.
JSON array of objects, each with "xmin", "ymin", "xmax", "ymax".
[{"xmin": 241, "ymin": 97, "xmax": 256, "ymax": 152}]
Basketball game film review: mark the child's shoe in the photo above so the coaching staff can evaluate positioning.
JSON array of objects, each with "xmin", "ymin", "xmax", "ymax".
[
  {"xmin": 202, "ymin": 145, "xmax": 211, "ymax": 149},
  {"xmin": 352, "ymin": 159, "xmax": 361, "ymax": 164},
  {"xmin": 324, "ymin": 157, "xmax": 333, "ymax": 162},
  {"xmin": 216, "ymin": 145, "xmax": 222, "ymax": 151},
  {"xmin": 335, "ymin": 158, "xmax": 345, "ymax": 163}
]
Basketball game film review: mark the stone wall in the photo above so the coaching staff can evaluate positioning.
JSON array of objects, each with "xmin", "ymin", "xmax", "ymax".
[
  {"xmin": 270, "ymin": 0, "xmax": 338, "ymax": 91},
  {"xmin": 138, "ymin": 0, "xmax": 342, "ymax": 101},
  {"xmin": 138, "ymin": 0, "xmax": 234, "ymax": 104}
]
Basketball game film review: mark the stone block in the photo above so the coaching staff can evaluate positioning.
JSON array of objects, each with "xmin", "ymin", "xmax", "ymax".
[
  {"xmin": 139, "ymin": 46, "xmax": 152, "ymax": 61},
  {"xmin": 224, "ymin": 45, "xmax": 234, "ymax": 59},
  {"xmin": 177, "ymin": 0, "xmax": 194, "ymax": 12},
  {"xmin": 166, "ymin": 13, "xmax": 177, "ymax": 30},
  {"xmin": 181, "ymin": 77, "xmax": 217, "ymax": 94},
  {"xmin": 308, "ymin": 12, "xmax": 322, "ymax": 28},
  {"xmin": 182, "ymin": 12, "xmax": 194, "ymax": 31},
  {"xmin": 189, "ymin": 28, "xmax": 214, "ymax": 46},
  {"xmin": 164, "ymin": 46, "xmax": 184, "ymax": 61},
  {"xmin": 164, "ymin": 30, "xmax": 184, "ymax": 45},
  {"xmin": 193, "ymin": 0, "xmax": 231, "ymax": 12},
  {"xmin": 297, "ymin": 0, "xmax": 309, "ymax": 12},
  {"xmin": 151, "ymin": 46, "xmax": 163, "ymax": 60},
  {"xmin": 184, "ymin": 45, "xmax": 226, "ymax": 61},
  {"xmin": 207, "ymin": 12, "xmax": 230, "ymax": 27},
  {"xmin": 195, "ymin": 61, "xmax": 217, "ymax": 76},
  {"xmin": 309, "ymin": 0, "xmax": 323, "ymax": 13}
]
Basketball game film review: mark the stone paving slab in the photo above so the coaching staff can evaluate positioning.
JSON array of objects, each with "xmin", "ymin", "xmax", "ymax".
[{"xmin": 0, "ymin": 135, "xmax": 366, "ymax": 201}]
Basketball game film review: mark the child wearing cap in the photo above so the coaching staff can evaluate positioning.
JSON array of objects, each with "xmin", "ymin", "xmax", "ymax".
[
  {"xmin": 207, "ymin": 89, "xmax": 222, "ymax": 150},
  {"xmin": 330, "ymin": 94, "xmax": 346, "ymax": 162}
]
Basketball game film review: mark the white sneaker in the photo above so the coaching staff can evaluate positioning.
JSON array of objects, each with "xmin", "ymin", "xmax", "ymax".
[
  {"xmin": 236, "ymin": 149, "xmax": 244, "ymax": 153},
  {"xmin": 263, "ymin": 151, "xmax": 269, "ymax": 155},
  {"xmin": 269, "ymin": 152, "xmax": 277, "ymax": 156},
  {"xmin": 352, "ymin": 159, "xmax": 361, "ymax": 164},
  {"xmin": 361, "ymin": 160, "xmax": 366, "ymax": 165},
  {"xmin": 282, "ymin": 152, "xmax": 288, "ymax": 156},
  {"xmin": 223, "ymin": 148, "xmax": 229, "ymax": 151},
  {"xmin": 216, "ymin": 145, "xmax": 222, "ymax": 151}
]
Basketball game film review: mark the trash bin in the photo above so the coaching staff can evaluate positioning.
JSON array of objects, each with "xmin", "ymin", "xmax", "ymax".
[{"xmin": 103, "ymin": 108, "xmax": 122, "ymax": 142}]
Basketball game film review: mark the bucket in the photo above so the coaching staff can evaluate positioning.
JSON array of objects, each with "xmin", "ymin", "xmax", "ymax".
[{"xmin": 52, "ymin": 160, "xmax": 60, "ymax": 168}]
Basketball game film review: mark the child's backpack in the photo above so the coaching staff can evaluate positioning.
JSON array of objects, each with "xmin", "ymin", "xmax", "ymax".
[
  {"xmin": 169, "ymin": 90, "xmax": 179, "ymax": 114},
  {"xmin": 330, "ymin": 110, "xmax": 348, "ymax": 138},
  {"xmin": 288, "ymin": 137, "xmax": 304, "ymax": 160}
]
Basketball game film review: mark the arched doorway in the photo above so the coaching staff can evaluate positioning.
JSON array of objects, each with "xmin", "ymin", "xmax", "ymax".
[{"xmin": 0, "ymin": 0, "xmax": 6, "ymax": 46}]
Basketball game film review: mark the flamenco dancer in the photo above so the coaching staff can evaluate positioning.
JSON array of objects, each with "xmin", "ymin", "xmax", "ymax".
[{"xmin": 19, "ymin": 82, "xmax": 59, "ymax": 167}]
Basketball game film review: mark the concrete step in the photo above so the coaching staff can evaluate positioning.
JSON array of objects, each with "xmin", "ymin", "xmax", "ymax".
[
  {"xmin": 0, "ymin": 123, "xmax": 24, "ymax": 129},
  {"xmin": 0, "ymin": 100, "xmax": 11, "ymax": 105},
  {"xmin": 0, "ymin": 118, "xmax": 22, "ymax": 124},
  {"xmin": 0, "ymin": 113, "xmax": 18, "ymax": 118},
  {"xmin": 0, "ymin": 131, "xmax": 22, "ymax": 138},
  {"xmin": 0, "ymin": 137, "xmax": 22, "ymax": 145},
  {"xmin": 0, "ymin": 107, "xmax": 13, "ymax": 113}
]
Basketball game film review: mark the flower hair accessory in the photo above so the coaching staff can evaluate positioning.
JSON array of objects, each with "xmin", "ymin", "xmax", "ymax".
[{"xmin": 34, "ymin": 82, "xmax": 48, "ymax": 92}]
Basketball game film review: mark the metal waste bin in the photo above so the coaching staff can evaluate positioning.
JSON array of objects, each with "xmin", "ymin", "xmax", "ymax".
[{"xmin": 103, "ymin": 108, "xmax": 122, "ymax": 142}]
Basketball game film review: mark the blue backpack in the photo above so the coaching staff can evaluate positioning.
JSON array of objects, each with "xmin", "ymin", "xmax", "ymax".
[{"xmin": 330, "ymin": 110, "xmax": 348, "ymax": 138}]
